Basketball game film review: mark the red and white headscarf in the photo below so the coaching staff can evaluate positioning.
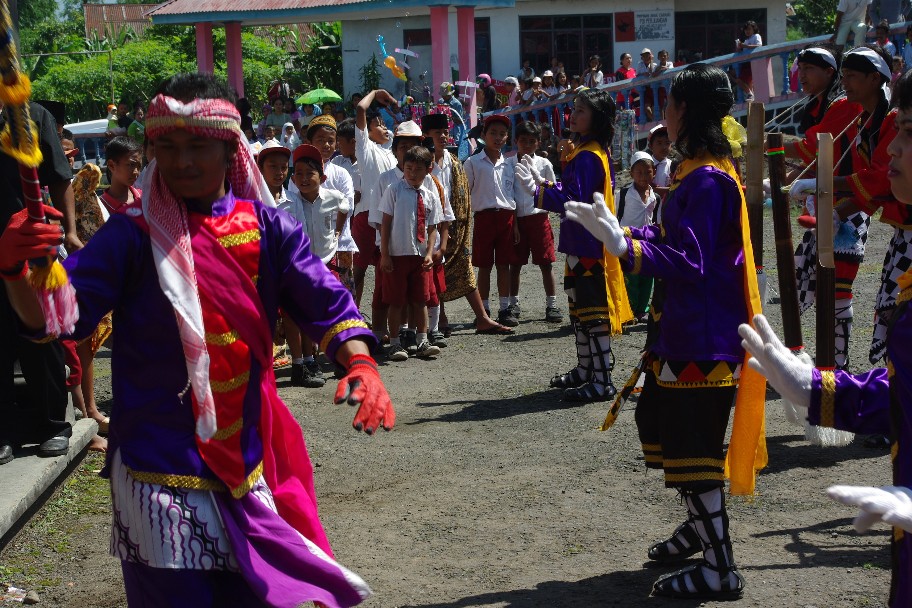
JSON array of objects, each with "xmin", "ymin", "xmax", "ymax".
[{"xmin": 143, "ymin": 95, "xmax": 274, "ymax": 442}]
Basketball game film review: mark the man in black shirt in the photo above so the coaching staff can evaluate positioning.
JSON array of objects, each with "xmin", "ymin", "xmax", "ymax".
[{"xmin": 0, "ymin": 101, "xmax": 77, "ymax": 463}]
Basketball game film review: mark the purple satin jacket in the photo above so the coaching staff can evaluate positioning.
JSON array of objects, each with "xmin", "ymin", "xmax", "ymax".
[
  {"xmin": 622, "ymin": 165, "xmax": 749, "ymax": 362},
  {"xmin": 809, "ymin": 301, "xmax": 911, "ymax": 607},
  {"xmin": 61, "ymin": 191, "xmax": 374, "ymax": 483},
  {"xmin": 537, "ymin": 144, "xmax": 609, "ymax": 259}
]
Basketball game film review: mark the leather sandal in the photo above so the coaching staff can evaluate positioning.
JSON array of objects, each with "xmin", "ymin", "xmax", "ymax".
[
  {"xmin": 647, "ymin": 519, "xmax": 701, "ymax": 563},
  {"xmin": 562, "ymin": 381, "xmax": 616, "ymax": 402},
  {"xmin": 652, "ymin": 562, "xmax": 745, "ymax": 600},
  {"xmin": 550, "ymin": 367, "xmax": 589, "ymax": 389}
]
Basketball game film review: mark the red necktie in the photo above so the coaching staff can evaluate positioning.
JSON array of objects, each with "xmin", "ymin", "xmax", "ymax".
[{"xmin": 416, "ymin": 189, "xmax": 426, "ymax": 243}]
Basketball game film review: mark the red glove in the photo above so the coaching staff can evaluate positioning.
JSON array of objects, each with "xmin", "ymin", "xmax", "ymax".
[
  {"xmin": 0, "ymin": 206, "xmax": 65, "ymax": 279},
  {"xmin": 797, "ymin": 214, "xmax": 817, "ymax": 229},
  {"xmin": 334, "ymin": 353, "xmax": 395, "ymax": 434}
]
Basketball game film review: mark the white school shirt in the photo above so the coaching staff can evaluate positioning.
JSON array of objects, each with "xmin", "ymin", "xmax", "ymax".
[
  {"xmin": 378, "ymin": 178, "xmax": 443, "ymax": 257},
  {"xmin": 513, "ymin": 155, "xmax": 555, "ymax": 217},
  {"xmin": 635, "ymin": 60, "xmax": 657, "ymax": 76},
  {"xmin": 742, "ymin": 33, "xmax": 762, "ymax": 47},
  {"xmin": 355, "ymin": 124, "xmax": 396, "ymax": 217},
  {"xmin": 330, "ymin": 155, "xmax": 361, "ymax": 193},
  {"xmin": 463, "ymin": 151, "xmax": 516, "ymax": 212},
  {"xmin": 616, "ymin": 185, "xmax": 657, "ymax": 229},
  {"xmin": 653, "ymin": 156, "xmax": 672, "ymax": 188},
  {"xmin": 279, "ymin": 186, "xmax": 350, "ymax": 264},
  {"xmin": 431, "ymin": 151, "xmax": 453, "ymax": 205},
  {"xmin": 288, "ymin": 162, "xmax": 357, "ymax": 252}
]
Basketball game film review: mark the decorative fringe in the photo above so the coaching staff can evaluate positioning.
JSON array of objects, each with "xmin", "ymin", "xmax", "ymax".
[
  {"xmin": 27, "ymin": 260, "xmax": 78, "ymax": 336},
  {"xmin": 0, "ymin": 71, "xmax": 29, "ymax": 106},
  {"xmin": 779, "ymin": 350, "xmax": 855, "ymax": 447},
  {"xmin": 0, "ymin": 123, "xmax": 42, "ymax": 168}
]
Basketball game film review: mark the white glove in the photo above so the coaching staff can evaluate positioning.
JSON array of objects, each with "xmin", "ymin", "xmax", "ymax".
[
  {"xmin": 738, "ymin": 314, "xmax": 813, "ymax": 408},
  {"xmin": 520, "ymin": 154, "xmax": 545, "ymax": 187},
  {"xmin": 788, "ymin": 178, "xmax": 817, "ymax": 201},
  {"xmin": 762, "ymin": 178, "xmax": 771, "ymax": 197},
  {"xmin": 514, "ymin": 161, "xmax": 536, "ymax": 195},
  {"xmin": 564, "ymin": 193, "xmax": 628, "ymax": 257},
  {"xmin": 827, "ymin": 485, "xmax": 912, "ymax": 533}
]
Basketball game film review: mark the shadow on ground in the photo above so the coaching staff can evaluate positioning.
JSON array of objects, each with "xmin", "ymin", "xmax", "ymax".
[{"xmin": 408, "ymin": 389, "xmax": 584, "ymax": 425}]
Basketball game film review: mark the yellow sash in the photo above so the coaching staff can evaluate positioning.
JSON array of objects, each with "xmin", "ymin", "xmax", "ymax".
[
  {"xmin": 565, "ymin": 141, "xmax": 634, "ymax": 333},
  {"xmin": 673, "ymin": 155, "xmax": 768, "ymax": 495}
]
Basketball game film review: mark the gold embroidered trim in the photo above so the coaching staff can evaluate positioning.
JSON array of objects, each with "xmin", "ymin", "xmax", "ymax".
[
  {"xmin": 536, "ymin": 184, "xmax": 547, "ymax": 209},
  {"xmin": 623, "ymin": 226, "xmax": 632, "ymax": 238},
  {"xmin": 229, "ymin": 461, "xmax": 264, "ymax": 499},
  {"xmin": 631, "ymin": 239, "xmax": 643, "ymax": 274},
  {"xmin": 892, "ymin": 441, "xmax": 899, "ymax": 462},
  {"xmin": 211, "ymin": 370, "xmax": 250, "ymax": 393},
  {"xmin": 899, "ymin": 287, "xmax": 912, "ymax": 306},
  {"xmin": 320, "ymin": 319, "xmax": 370, "ymax": 353},
  {"xmin": 217, "ymin": 229, "xmax": 260, "ymax": 248},
  {"xmin": 126, "ymin": 467, "xmax": 226, "ymax": 491},
  {"xmin": 641, "ymin": 443, "xmax": 662, "ymax": 452},
  {"xmin": 663, "ymin": 457, "xmax": 726, "ymax": 469},
  {"xmin": 213, "ymin": 417, "xmax": 244, "ymax": 440},
  {"xmin": 665, "ymin": 471, "xmax": 725, "ymax": 482},
  {"xmin": 819, "ymin": 370, "xmax": 836, "ymax": 428},
  {"xmin": 251, "ymin": 274, "xmax": 259, "ymax": 284},
  {"xmin": 205, "ymin": 329, "xmax": 240, "ymax": 346},
  {"xmin": 643, "ymin": 454, "xmax": 663, "ymax": 463}
]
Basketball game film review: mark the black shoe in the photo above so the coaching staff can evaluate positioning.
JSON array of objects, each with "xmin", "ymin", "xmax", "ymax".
[
  {"xmin": 401, "ymin": 330, "xmax": 418, "ymax": 357},
  {"xmin": 508, "ymin": 302, "xmax": 521, "ymax": 318},
  {"xmin": 388, "ymin": 343, "xmax": 409, "ymax": 361},
  {"xmin": 429, "ymin": 330, "xmax": 448, "ymax": 348},
  {"xmin": 37, "ymin": 433, "xmax": 70, "ymax": 457},
  {"xmin": 497, "ymin": 308, "xmax": 519, "ymax": 327},
  {"xmin": 0, "ymin": 442, "xmax": 13, "ymax": 465},
  {"xmin": 301, "ymin": 361, "xmax": 326, "ymax": 388},
  {"xmin": 290, "ymin": 363, "xmax": 305, "ymax": 385},
  {"xmin": 545, "ymin": 306, "xmax": 563, "ymax": 323}
]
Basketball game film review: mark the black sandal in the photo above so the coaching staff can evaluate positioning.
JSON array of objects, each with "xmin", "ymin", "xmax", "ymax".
[
  {"xmin": 562, "ymin": 382, "xmax": 616, "ymax": 402},
  {"xmin": 550, "ymin": 367, "xmax": 589, "ymax": 389},
  {"xmin": 652, "ymin": 562, "xmax": 745, "ymax": 601},
  {"xmin": 647, "ymin": 519, "xmax": 701, "ymax": 563}
]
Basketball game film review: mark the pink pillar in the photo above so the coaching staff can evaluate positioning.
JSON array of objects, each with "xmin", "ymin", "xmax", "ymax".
[
  {"xmin": 456, "ymin": 6, "xmax": 477, "ymax": 126},
  {"xmin": 225, "ymin": 22, "xmax": 245, "ymax": 97},
  {"xmin": 195, "ymin": 23, "xmax": 214, "ymax": 73},
  {"xmin": 429, "ymin": 5, "xmax": 451, "ymax": 94}
]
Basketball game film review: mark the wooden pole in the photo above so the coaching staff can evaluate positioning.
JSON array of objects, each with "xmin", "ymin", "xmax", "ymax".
[
  {"xmin": 815, "ymin": 132, "xmax": 836, "ymax": 369},
  {"xmin": 767, "ymin": 132, "xmax": 804, "ymax": 349},
  {"xmin": 745, "ymin": 101, "xmax": 765, "ymax": 270}
]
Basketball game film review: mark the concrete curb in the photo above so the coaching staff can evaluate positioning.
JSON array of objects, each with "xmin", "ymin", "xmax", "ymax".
[{"xmin": 0, "ymin": 417, "xmax": 99, "ymax": 549}]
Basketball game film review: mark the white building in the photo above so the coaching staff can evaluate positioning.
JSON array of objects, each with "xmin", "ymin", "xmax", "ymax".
[{"xmin": 340, "ymin": 0, "xmax": 787, "ymax": 98}]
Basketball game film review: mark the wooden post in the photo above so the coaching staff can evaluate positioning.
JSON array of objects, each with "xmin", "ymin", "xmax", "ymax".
[
  {"xmin": 745, "ymin": 102, "xmax": 765, "ymax": 271},
  {"xmin": 815, "ymin": 132, "xmax": 836, "ymax": 368},
  {"xmin": 767, "ymin": 131, "xmax": 803, "ymax": 350}
]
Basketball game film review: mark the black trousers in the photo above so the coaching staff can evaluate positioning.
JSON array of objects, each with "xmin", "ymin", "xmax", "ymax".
[{"xmin": 0, "ymin": 287, "xmax": 69, "ymax": 446}]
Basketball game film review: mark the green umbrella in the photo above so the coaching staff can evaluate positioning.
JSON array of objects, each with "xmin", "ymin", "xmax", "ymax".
[{"xmin": 296, "ymin": 88, "xmax": 342, "ymax": 106}]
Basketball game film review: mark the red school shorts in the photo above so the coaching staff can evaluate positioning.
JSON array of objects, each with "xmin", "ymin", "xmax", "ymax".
[
  {"xmin": 352, "ymin": 212, "xmax": 379, "ymax": 269},
  {"xmin": 514, "ymin": 213, "xmax": 556, "ymax": 266},
  {"xmin": 425, "ymin": 262, "xmax": 446, "ymax": 307},
  {"xmin": 381, "ymin": 255, "xmax": 429, "ymax": 307},
  {"xmin": 472, "ymin": 208, "xmax": 515, "ymax": 268}
]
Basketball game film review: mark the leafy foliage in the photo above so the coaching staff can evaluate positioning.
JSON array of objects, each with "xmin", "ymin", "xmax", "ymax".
[
  {"xmin": 17, "ymin": 0, "xmax": 57, "ymax": 31},
  {"xmin": 282, "ymin": 22, "xmax": 343, "ymax": 95},
  {"xmin": 788, "ymin": 0, "xmax": 839, "ymax": 38},
  {"xmin": 360, "ymin": 54, "xmax": 382, "ymax": 95}
]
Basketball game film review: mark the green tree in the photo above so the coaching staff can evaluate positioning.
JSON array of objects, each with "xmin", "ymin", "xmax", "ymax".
[
  {"xmin": 17, "ymin": 0, "xmax": 56, "ymax": 31},
  {"xmin": 788, "ymin": 0, "xmax": 839, "ymax": 38},
  {"xmin": 281, "ymin": 22, "xmax": 343, "ymax": 95},
  {"xmin": 360, "ymin": 54, "xmax": 381, "ymax": 94}
]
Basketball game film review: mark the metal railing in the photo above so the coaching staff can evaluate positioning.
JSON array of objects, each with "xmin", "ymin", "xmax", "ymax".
[{"xmin": 486, "ymin": 21, "xmax": 911, "ymax": 152}]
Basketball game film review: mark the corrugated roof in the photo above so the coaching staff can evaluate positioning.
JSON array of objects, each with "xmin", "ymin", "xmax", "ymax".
[
  {"xmin": 147, "ymin": 0, "xmax": 514, "ymax": 25},
  {"xmin": 150, "ymin": 0, "xmax": 372, "ymax": 16},
  {"xmin": 85, "ymin": 3, "xmax": 159, "ymax": 39}
]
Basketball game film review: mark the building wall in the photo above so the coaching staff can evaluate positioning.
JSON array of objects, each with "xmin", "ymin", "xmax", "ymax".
[{"xmin": 341, "ymin": 0, "xmax": 786, "ymax": 99}]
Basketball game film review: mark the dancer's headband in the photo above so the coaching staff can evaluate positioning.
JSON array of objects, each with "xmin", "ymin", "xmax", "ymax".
[
  {"xmin": 842, "ymin": 47, "xmax": 892, "ymax": 81},
  {"xmin": 146, "ymin": 95, "xmax": 243, "ymax": 141},
  {"xmin": 797, "ymin": 47, "xmax": 838, "ymax": 71}
]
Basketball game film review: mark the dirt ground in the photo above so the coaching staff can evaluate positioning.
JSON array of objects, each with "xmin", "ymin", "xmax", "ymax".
[{"xmin": 0, "ymin": 207, "xmax": 898, "ymax": 608}]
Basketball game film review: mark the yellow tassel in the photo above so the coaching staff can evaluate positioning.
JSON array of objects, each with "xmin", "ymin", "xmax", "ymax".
[
  {"xmin": 0, "ymin": 73, "xmax": 31, "ymax": 106},
  {"xmin": 27, "ymin": 259, "xmax": 69, "ymax": 291},
  {"xmin": 0, "ymin": 126, "xmax": 43, "ymax": 168},
  {"xmin": 722, "ymin": 115, "xmax": 747, "ymax": 159}
]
